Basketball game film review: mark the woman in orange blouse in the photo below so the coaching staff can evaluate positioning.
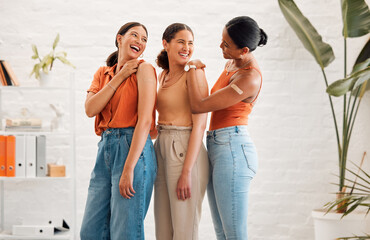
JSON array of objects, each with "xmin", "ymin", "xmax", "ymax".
[
  {"xmin": 80, "ymin": 22, "xmax": 157, "ymax": 240},
  {"xmin": 186, "ymin": 16, "xmax": 267, "ymax": 240}
]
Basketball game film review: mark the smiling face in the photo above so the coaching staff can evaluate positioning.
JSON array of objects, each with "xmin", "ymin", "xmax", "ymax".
[
  {"xmin": 117, "ymin": 26, "xmax": 148, "ymax": 60},
  {"xmin": 220, "ymin": 27, "xmax": 247, "ymax": 60},
  {"xmin": 163, "ymin": 30, "xmax": 194, "ymax": 66}
]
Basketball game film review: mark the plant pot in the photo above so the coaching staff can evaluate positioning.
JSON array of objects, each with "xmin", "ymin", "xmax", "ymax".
[
  {"xmin": 39, "ymin": 72, "xmax": 53, "ymax": 87},
  {"xmin": 312, "ymin": 209, "xmax": 370, "ymax": 240}
]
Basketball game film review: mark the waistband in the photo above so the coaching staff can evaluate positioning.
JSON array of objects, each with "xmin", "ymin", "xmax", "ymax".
[
  {"xmin": 157, "ymin": 125, "xmax": 192, "ymax": 133},
  {"xmin": 102, "ymin": 127, "xmax": 135, "ymax": 138},
  {"xmin": 207, "ymin": 125, "xmax": 248, "ymax": 137}
]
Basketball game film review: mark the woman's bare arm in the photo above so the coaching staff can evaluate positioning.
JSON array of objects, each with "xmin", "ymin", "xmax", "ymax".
[
  {"xmin": 85, "ymin": 60, "xmax": 140, "ymax": 117},
  {"xmin": 187, "ymin": 65, "xmax": 261, "ymax": 114},
  {"xmin": 119, "ymin": 62, "xmax": 157, "ymax": 199},
  {"xmin": 176, "ymin": 70, "xmax": 208, "ymax": 201}
]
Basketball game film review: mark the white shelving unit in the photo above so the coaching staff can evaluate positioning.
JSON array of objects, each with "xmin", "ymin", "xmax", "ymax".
[{"xmin": 0, "ymin": 83, "xmax": 76, "ymax": 240}]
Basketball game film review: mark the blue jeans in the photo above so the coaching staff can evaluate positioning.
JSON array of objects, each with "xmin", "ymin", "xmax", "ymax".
[
  {"xmin": 206, "ymin": 126, "xmax": 258, "ymax": 240},
  {"xmin": 80, "ymin": 128, "xmax": 157, "ymax": 240}
]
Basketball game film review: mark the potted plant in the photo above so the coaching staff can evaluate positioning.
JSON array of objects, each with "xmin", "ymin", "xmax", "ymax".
[
  {"xmin": 278, "ymin": 0, "xmax": 370, "ymax": 239},
  {"xmin": 325, "ymin": 152, "xmax": 370, "ymax": 240},
  {"xmin": 30, "ymin": 33, "xmax": 75, "ymax": 86}
]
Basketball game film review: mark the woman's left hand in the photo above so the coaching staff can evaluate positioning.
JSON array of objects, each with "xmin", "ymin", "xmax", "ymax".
[
  {"xmin": 188, "ymin": 59, "xmax": 206, "ymax": 69},
  {"xmin": 119, "ymin": 168, "xmax": 136, "ymax": 199},
  {"xmin": 176, "ymin": 172, "xmax": 192, "ymax": 201}
]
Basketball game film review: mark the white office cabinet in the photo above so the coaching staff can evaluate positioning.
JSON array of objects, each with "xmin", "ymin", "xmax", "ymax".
[{"xmin": 0, "ymin": 81, "xmax": 76, "ymax": 240}]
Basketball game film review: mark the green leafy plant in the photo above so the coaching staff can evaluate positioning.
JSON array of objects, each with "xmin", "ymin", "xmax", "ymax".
[
  {"xmin": 278, "ymin": 0, "xmax": 370, "ymax": 211},
  {"xmin": 30, "ymin": 33, "xmax": 75, "ymax": 80},
  {"xmin": 325, "ymin": 152, "xmax": 369, "ymax": 217}
]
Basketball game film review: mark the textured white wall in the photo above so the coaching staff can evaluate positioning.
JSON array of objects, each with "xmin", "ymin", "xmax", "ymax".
[{"xmin": 1, "ymin": 0, "xmax": 369, "ymax": 239}]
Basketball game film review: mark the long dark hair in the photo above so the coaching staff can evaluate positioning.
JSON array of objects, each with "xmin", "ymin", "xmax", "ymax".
[
  {"xmin": 106, "ymin": 22, "xmax": 148, "ymax": 67},
  {"xmin": 225, "ymin": 16, "xmax": 267, "ymax": 51},
  {"xmin": 156, "ymin": 23, "xmax": 193, "ymax": 70}
]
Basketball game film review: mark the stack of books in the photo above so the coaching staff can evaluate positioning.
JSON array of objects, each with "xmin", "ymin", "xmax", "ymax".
[
  {"xmin": 0, "ymin": 60, "xmax": 19, "ymax": 86},
  {"xmin": 5, "ymin": 118, "xmax": 42, "ymax": 131}
]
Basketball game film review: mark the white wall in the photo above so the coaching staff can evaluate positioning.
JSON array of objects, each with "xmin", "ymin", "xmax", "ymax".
[{"xmin": 1, "ymin": 0, "xmax": 369, "ymax": 239}]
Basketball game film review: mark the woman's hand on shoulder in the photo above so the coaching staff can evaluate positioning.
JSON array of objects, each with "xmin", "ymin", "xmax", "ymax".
[
  {"xmin": 117, "ymin": 59, "xmax": 140, "ymax": 80},
  {"xmin": 188, "ymin": 59, "xmax": 206, "ymax": 69}
]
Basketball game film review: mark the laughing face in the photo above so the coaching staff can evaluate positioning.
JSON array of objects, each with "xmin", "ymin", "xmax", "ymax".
[
  {"xmin": 164, "ymin": 30, "xmax": 194, "ymax": 66},
  {"xmin": 117, "ymin": 26, "xmax": 148, "ymax": 60}
]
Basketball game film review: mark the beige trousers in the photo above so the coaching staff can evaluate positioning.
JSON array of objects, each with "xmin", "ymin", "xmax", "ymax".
[{"xmin": 154, "ymin": 125, "xmax": 209, "ymax": 240}]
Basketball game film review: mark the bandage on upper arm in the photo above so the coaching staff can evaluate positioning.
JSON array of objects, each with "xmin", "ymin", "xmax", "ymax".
[{"xmin": 230, "ymin": 83, "xmax": 243, "ymax": 95}]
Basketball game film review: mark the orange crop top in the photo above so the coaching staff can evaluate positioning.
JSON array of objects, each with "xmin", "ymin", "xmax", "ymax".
[
  {"xmin": 209, "ymin": 66, "xmax": 262, "ymax": 131},
  {"xmin": 87, "ymin": 60, "xmax": 156, "ymax": 136}
]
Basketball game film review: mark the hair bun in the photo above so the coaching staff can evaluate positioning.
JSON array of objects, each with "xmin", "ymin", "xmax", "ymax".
[
  {"xmin": 258, "ymin": 28, "xmax": 268, "ymax": 47},
  {"xmin": 156, "ymin": 49, "xmax": 169, "ymax": 69}
]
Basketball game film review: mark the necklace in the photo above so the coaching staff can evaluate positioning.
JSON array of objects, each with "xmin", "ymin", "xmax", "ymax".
[
  {"xmin": 226, "ymin": 57, "xmax": 254, "ymax": 75},
  {"xmin": 162, "ymin": 70, "xmax": 185, "ymax": 88}
]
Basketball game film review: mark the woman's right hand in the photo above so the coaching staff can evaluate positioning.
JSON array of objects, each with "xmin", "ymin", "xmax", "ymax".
[
  {"xmin": 116, "ymin": 59, "xmax": 140, "ymax": 81},
  {"xmin": 119, "ymin": 168, "xmax": 136, "ymax": 199},
  {"xmin": 188, "ymin": 59, "xmax": 206, "ymax": 69}
]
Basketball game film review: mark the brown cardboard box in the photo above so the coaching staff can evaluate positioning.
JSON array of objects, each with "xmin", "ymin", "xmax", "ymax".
[{"xmin": 47, "ymin": 164, "xmax": 65, "ymax": 177}]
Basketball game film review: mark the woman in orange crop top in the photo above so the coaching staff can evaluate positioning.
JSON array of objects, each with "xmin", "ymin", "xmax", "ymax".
[
  {"xmin": 80, "ymin": 22, "xmax": 157, "ymax": 240},
  {"xmin": 186, "ymin": 16, "xmax": 268, "ymax": 240},
  {"xmin": 153, "ymin": 23, "xmax": 209, "ymax": 240}
]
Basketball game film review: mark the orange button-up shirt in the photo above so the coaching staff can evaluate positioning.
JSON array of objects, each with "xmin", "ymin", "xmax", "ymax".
[{"xmin": 87, "ymin": 61, "xmax": 156, "ymax": 136}]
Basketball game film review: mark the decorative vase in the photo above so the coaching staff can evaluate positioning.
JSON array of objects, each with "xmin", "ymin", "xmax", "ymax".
[
  {"xmin": 312, "ymin": 209, "xmax": 370, "ymax": 240},
  {"xmin": 39, "ymin": 72, "xmax": 53, "ymax": 87}
]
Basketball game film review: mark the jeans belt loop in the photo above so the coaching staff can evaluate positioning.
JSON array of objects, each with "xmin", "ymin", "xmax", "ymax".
[{"xmin": 235, "ymin": 126, "xmax": 239, "ymax": 133}]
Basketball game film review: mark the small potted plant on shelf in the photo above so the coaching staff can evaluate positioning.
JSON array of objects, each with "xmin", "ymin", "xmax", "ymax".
[
  {"xmin": 30, "ymin": 33, "xmax": 75, "ymax": 86},
  {"xmin": 278, "ymin": 0, "xmax": 370, "ymax": 239}
]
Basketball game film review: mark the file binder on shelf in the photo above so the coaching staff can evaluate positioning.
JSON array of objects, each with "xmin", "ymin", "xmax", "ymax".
[
  {"xmin": 0, "ymin": 135, "xmax": 6, "ymax": 176},
  {"xmin": 25, "ymin": 135, "xmax": 36, "ymax": 178},
  {"xmin": 36, "ymin": 135, "xmax": 46, "ymax": 177},
  {"xmin": 15, "ymin": 135, "xmax": 26, "ymax": 177},
  {"xmin": 5, "ymin": 135, "xmax": 15, "ymax": 177}
]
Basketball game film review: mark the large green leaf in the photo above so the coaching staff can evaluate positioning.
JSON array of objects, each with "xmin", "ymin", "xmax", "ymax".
[
  {"xmin": 278, "ymin": 0, "xmax": 335, "ymax": 68},
  {"xmin": 351, "ymin": 40, "xmax": 370, "ymax": 95},
  {"xmin": 353, "ymin": 67, "xmax": 370, "ymax": 90},
  {"xmin": 327, "ymin": 66, "xmax": 370, "ymax": 96},
  {"xmin": 342, "ymin": 0, "xmax": 370, "ymax": 38},
  {"xmin": 354, "ymin": 39, "xmax": 370, "ymax": 66}
]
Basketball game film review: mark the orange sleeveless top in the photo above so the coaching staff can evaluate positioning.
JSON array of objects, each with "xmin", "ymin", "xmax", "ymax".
[
  {"xmin": 87, "ymin": 60, "xmax": 157, "ymax": 136},
  {"xmin": 209, "ymin": 66, "xmax": 262, "ymax": 131}
]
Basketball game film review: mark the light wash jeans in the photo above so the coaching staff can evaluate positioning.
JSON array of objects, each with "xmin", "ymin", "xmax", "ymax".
[
  {"xmin": 80, "ymin": 128, "xmax": 157, "ymax": 240},
  {"xmin": 206, "ymin": 126, "xmax": 258, "ymax": 240}
]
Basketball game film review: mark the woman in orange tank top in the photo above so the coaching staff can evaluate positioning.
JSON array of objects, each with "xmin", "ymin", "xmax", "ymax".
[
  {"xmin": 80, "ymin": 22, "xmax": 157, "ymax": 240},
  {"xmin": 186, "ymin": 16, "xmax": 268, "ymax": 240}
]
